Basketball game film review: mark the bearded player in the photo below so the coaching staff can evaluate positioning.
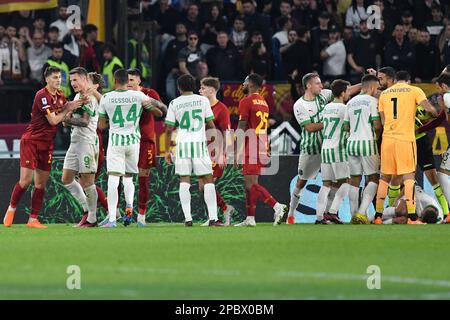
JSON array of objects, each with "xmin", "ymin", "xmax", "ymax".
[
  {"xmin": 199, "ymin": 77, "xmax": 235, "ymax": 226},
  {"xmin": 126, "ymin": 68, "xmax": 166, "ymax": 227},
  {"xmin": 3, "ymin": 66, "xmax": 83, "ymax": 228},
  {"xmin": 235, "ymin": 73, "xmax": 287, "ymax": 227}
]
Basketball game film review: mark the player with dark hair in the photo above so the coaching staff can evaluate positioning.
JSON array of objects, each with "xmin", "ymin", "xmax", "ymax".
[
  {"xmin": 375, "ymin": 70, "xmax": 438, "ymax": 224},
  {"xmin": 126, "ymin": 68, "xmax": 166, "ymax": 227},
  {"xmin": 315, "ymin": 79, "xmax": 351, "ymax": 224},
  {"xmin": 3, "ymin": 67, "xmax": 83, "ymax": 228},
  {"xmin": 234, "ymin": 73, "xmax": 288, "ymax": 227}
]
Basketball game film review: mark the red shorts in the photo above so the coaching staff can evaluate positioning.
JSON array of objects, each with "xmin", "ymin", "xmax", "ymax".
[
  {"xmin": 96, "ymin": 145, "xmax": 105, "ymax": 179},
  {"xmin": 20, "ymin": 139, "xmax": 54, "ymax": 172},
  {"xmin": 242, "ymin": 163, "xmax": 263, "ymax": 176},
  {"xmin": 138, "ymin": 140, "xmax": 157, "ymax": 169},
  {"xmin": 212, "ymin": 161, "xmax": 224, "ymax": 178}
]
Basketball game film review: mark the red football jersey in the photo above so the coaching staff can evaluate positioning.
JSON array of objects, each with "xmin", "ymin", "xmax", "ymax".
[
  {"xmin": 212, "ymin": 101, "xmax": 231, "ymax": 133},
  {"xmin": 238, "ymin": 93, "xmax": 270, "ymax": 159},
  {"xmin": 22, "ymin": 87, "xmax": 67, "ymax": 142},
  {"xmin": 140, "ymin": 87, "xmax": 162, "ymax": 142}
]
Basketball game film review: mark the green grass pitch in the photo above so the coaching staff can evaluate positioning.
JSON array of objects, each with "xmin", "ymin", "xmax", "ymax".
[{"xmin": 1, "ymin": 223, "xmax": 450, "ymax": 300}]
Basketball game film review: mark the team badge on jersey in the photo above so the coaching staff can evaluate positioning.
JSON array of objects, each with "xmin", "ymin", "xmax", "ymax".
[{"xmin": 42, "ymin": 98, "xmax": 48, "ymax": 105}]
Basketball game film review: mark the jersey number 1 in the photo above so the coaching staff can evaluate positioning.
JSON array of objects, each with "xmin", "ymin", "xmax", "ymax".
[{"xmin": 391, "ymin": 98, "xmax": 398, "ymax": 119}]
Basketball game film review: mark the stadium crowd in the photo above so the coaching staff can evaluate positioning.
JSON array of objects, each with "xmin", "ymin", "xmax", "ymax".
[{"xmin": 2, "ymin": 1, "xmax": 450, "ymax": 99}]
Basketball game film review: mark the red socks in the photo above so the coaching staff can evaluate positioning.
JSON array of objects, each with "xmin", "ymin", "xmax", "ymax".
[
  {"xmin": 216, "ymin": 191, "xmax": 227, "ymax": 212},
  {"xmin": 30, "ymin": 188, "xmax": 45, "ymax": 219},
  {"xmin": 10, "ymin": 182, "xmax": 26, "ymax": 208},
  {"xmin": 245, "ymin": 189, "xmax": 254, "ymax": 216},
  {"xmin": 138, "ymin": 176, "xmax": 149, "ymax": 215},
  {"xmin": 96, "ymin": 186, "xmax": 108, "ymax": 212},
  {"xmin": 251, "ymin": 184, "xmax": 277, "ymax": 207}
]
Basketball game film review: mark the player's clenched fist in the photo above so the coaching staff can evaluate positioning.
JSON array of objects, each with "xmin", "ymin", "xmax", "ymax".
[{"xmin": 65, "ymin": 99, "xmax": 84, "ymax": 112}]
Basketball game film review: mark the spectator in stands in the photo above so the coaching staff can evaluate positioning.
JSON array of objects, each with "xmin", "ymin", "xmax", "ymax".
[
  {"xmin": 273, "ymin": 0, "xmax": 294, "ymax": 30},
  {"xmin": 345, "ymin": 0, "xmax": 368, "ymax": 32},
  {"xmin": 101, "ymin": 44, "xmax": 124, "ymax": 93},
  {"xmin": 32, "ymin": 17, "xmax": 46, "ymax": 35},
  {"xmin": 27, "ymin": 31, "xmax": 51, "ymax": 83},
  {"xmin": 196, "ymin": 61, "xmax": 209, "ymax": 82},
  {"xmin": 426, "ymin": 4, "xmax": 445, "ymax": 43},
  {"xmin": 18, "ymin": 26, "xmax": 32, "ymax": 50},
  {"xmin": 0, "ymin": 25, "xmax": 26, "ymax": 84},
  {"xmin": 347, "ymin": 19, "xmax": 378, "ymax": 83},
  {"xmin": 42, "ymin": 43, "xmax": 71, "ymax": 97},
  {"xmin": 242, "ymin": 0, "xmax": 272, "ymax": 48},
  {"xmin": 0, "ymin": 24, "xmax": 5, "ymax": 41},
  {"xmin": 384, "ymin": 24, "xmax": 416, "ymax": 75},
  {"xmin": 244, "ymin": 41, "xmax": 270, "ymax": 79},
  {"xmin": 46, "ymin": 26, "xmax": 59, "ymax": 46},
  {"xmin": 401, "ymin": 11, "xmax": 415, "ymax": 35},
  {"xmin": 414, "ymin": 0, "xmax": 438, "ymax": 29},
  {"xmin": 317, "ymin": 0, "xmax": 339, "ymax": 25},
  {"xmin": 128, "ymin": 26, "xmax": 150, "ymax": 80},
  {"xmin": 50, "ymin": 6, "xmax": 69, "ymax": 41},
  {"xmin": 147, "ymin": 0, "xmax": 180, "ymax": 36},
  {"xmin": 63, "ymin": 26, "xmax": 85, "ymax": 60},
  {"xmin": 80, "ymin": 24, "xmax": 103, "ymax": 73},
  {"xmin": 282, "ymin": 26, "xmax": 313, "ymax": 81},
  {"xmin": 320, "ymin": 25, "xmax": 346, "ymax": 82},
  {"xmin": 183, "ymin": 3, "xmax": 202, "ymax": 35},
  {"xmin": 230, "ymin": 16, "xmax": 248, "ymax": 54},
  {"xmin": 414, "ymin": 29, "xmax": 440, "ymax": 83},
  {"xmin": 9, "ymin": 10, "xmax": 33, "ymax": 31},
  {"xmin": 201, "ymin": 3, "xmax": 227, "ymax": 46},
  {"xmin": 272, "ymin": 16, "xmax": 292, "ymax": 79},
  {"xmin": 408, "ymin": 28, "xmax": 419, "ymax": 45},
  {"xmin": 311, "ymin": 11, "xmax": 331, "ymax": 71},
  {"xmin": 206, "ymin": 31, "xmax": 241, "ymax": 81},
  {"xmin": 439, "ymin": 24, "xmax": 450, "ymax": 61},
  {"xmin": 164, "ymin": 22, "xmax": 187, "ymax": 100},
  {"xmin": 292, "ymin": 0, "xmax": 318, "ymax": 29},
  {"xmin": 178, "ymin": 30, "xmax": 205, "ymax": 79}
]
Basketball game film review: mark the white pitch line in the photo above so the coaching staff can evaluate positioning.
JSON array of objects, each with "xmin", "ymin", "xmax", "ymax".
[{"xmin": 112, "ymin": 266, "xmax": 450, "ymax": 289}]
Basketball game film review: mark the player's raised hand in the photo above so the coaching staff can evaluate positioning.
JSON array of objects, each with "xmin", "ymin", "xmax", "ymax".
[
  {"xmin": 165, "ymin": 152, "xmax": 173, "ymax": 165},
  {"xmin": 66, "ymin": 99, "xmax": 83, "ymax": 111},
  {"xmin": 366, "ymin": 68, "xmax": 377, "ymax": 76}
]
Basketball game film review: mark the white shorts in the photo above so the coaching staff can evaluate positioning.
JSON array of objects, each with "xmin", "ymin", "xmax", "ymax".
[
  {"xmin": 321, "ymin": 162, "xmax": 349, "ymax": 182},
  {"xmin": 348, "ymin": 155, "xmax": 380, "ymax": 177},
  {"xmin": 63, "ymin": 141, "xmax": 99, "ymax": 174},
  {"xmin": 175, "ymin": 156, "xmax": 213, "ymax": 176},
  {"xmin": 297, "ymin": 153, "xmax": 321, "ymax": 180},
  {"xmin": 441, "ymin": 148, "xmax": 450, "ymax": 171},
  {"xmin": 107, "ymin": 144, "xmax": 139, "ymax": 175}
]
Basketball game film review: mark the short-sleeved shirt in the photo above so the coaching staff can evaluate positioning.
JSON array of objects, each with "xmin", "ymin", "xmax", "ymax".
[
  {"xmin": 344, "ymin": 94, "xmax": 380, "ymax": 157},
  {"xmin": 212, "ymin": 101, "xmax": 231, "ymax": 133},
  {"xmin": 98, "ymin": 90, "xmax": 151, "ymax": 147},
  {"xmin": 293, "ymin": 89, "xmax": 333, "ymax": 155},
  {"xmin": 378, "ymin": 83, "xmax": 427, "ymax": 142},
  {"xmin": 238, "ymin": 93, "xmax": 270, "ymax": 159},
  {"xmin": 321, "ymin": 102, "xmax": 348, "ymax": 163},
  {"xmin": 177, "ymin": 47, "xmax": 205, "ymax": 77},
  {"xmin": 165, "ymin": 93, "xmax": 214, "ymax": 159},
  {"xmin": 22, "ymin": 87, "xmax": 67, "ymax": 142},
  {"xmin": 70, "ymin": 93, "xmax": 99, "ymax": 144},
  {"xmin": 140, "ymin": 87, "xmax": 161, "ymax": 142}
]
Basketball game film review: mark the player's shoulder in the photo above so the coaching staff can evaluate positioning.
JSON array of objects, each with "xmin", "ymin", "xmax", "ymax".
[{"xmin": 34, "ymin": 87, "xmax": 48, "ymax": 99}]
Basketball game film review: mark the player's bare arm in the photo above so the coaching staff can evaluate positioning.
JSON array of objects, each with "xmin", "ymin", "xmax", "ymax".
[
  {"xmin": 373, "ymin": 119, "xmax": 382, "ymax": 139},
  {"xmin": 164, "ymin": 124, "xmax": 175, "ymax": 165},
  {"xmin": 380, "ymin": 111, "xmax": 385, "ymax": 125},
  {"xmin": 63, "ymin": 111, "xmax": 90, "ymax": 128},
  {"xmin": 419, "ymin": 99, "xmax": 439, "ymax": 118},
  {"xmin": 98, "ymin": 117, "xmax": 109, "ymax": 130},
  {"xmin": 142, "ymin": 97, "xmax": 168, "ymax": 115},
  {"xmin": 46, "ymin": 100, "xmax": 83, "ymax": 126},
  {"xmin": 304, "ymin": 122, "xmax": 324, "ymax": 132}
]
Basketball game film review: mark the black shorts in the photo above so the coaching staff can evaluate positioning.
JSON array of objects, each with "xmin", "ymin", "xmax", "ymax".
[{"xmin": 416, "ymin": 135, "xmax": 436, "ymax": 171}]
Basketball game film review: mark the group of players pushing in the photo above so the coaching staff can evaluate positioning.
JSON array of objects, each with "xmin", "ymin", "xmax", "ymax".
[
  {"xmin": 287, "ymin": 67, "xmax": 450, "ymax": 225},
  {"xmin": 2, "ymin": 66, "xmax": 288, "ymax": 228},
  {"xmin": 4, "ymin": 62, "xmax": 450, "ymax": 228}
]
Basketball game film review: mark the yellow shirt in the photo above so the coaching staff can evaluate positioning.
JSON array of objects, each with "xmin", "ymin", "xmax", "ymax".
[{"xmin": 378, "ymin": 82, "xmax": 427, "ymax": 142}]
